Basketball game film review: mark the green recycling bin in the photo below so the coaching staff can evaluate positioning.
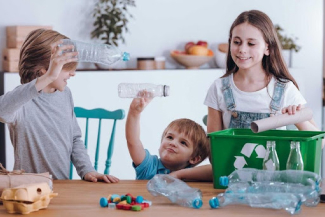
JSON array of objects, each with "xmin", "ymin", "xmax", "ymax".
[{"xmin": 208, "ymin": 129, "xmax": 325, "ymax": 189}]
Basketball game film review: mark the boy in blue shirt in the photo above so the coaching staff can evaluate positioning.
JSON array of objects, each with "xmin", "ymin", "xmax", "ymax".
[{"xmin": 126, "ymin": 96, "xmax": 210, "ymax": 180}]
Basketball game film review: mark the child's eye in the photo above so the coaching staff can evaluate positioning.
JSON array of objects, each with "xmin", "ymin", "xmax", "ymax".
[
  {"xmin": 167, "ymin": 136, "xmax": 173, "ymax": 139},
  {"xmin": 181, "ymin": 141, "xmax": 188, "ymax": 146},
  {"xmin": 233, "ymin": 41, "xmax": 240, "ymax": 45},
  {"xmin": 248, "ymin": 43, "xmax": 255, "ymax": 46}
]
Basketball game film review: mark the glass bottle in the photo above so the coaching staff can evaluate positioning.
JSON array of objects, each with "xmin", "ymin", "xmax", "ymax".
[
  {"xmin": 286, "ymin": 141, "xmax": 304, "ymax": 170},
  {"xmin": 262, "ymin": 141, "xmax": 280, "ymax": 171},
  {"xmin": 118, "ymin": 83, "xmax": 170, "ymax": 98}
]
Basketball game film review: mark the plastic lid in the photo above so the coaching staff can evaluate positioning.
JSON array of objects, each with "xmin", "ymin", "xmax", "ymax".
[
  {"xmin": 122, "ymin": 52, "xmax": 130, "ymax": 61},
  {"xmin": 155, "ymin": 56, "xmax": 166, "ymax": 61},
  {"xmin": 219, "ymin": 176, "xmax": 229, "ymax": 186},
  {"xmin": 99, "ymin": 197, "xmax": 108, "ymax": 207},
  {"xmin": 209, "ymin": 197, "xmax": 220, "ymax": 208},
  {"xmin": 192, "ymin": 198, "xmax": 203, "ymax": 209},
  {"xmin": 163, "ymin": 85, "xmax": 170, "ymax": 97}
]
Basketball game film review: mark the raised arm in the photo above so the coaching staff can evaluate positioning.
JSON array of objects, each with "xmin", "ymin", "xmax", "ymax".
[{"xmin": 125, "ymin": 96, "xmax": 152, "ymax": 166}]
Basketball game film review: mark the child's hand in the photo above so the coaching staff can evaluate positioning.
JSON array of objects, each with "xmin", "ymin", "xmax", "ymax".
[
  {"xmin": 84, "ymin": 171, "xmax": 119, "ymax": 183},
  {"xmin": 129, "ymin": 91, "xmax": 153, "ymax": 114},
  {"xmin": 282, "ymin": 104, "xmax": 302, "ymax": 115},
  {"xmin": 45, "ymin": 40, "xmax": 78, "ymax": 82}
]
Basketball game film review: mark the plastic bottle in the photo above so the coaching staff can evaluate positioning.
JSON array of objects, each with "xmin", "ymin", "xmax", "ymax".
[
  {"xmin": 118, "ymin": 83, "xmax": 170, "ymax": 98},
  {"xmin": 262, "ymin": 141, "xmax": 280, "ymax": 171},
  {"xmin": 209, "ymin": 192, "xmax": 302, "ymax": 214},
  {"xmin": 286, "ymin": 141, "xmax": 304, "ymax": 170},
  {"xmin": 219, "ymin": 168, "xmax": 321, "ymax": 189},
  {"xmin": 60, "ymin": 39, "xmax": 130, "ymax": 65},
  {"xmin": 146, "ymin": 174, "xmax": 203, "ymax": 209},
  {"xmin": 225, "ymin": 181, "xmax": 321, "ymax": 206}
]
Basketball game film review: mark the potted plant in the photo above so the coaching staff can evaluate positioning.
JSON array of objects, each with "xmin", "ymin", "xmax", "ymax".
[
  {"xmin": 91, "ymin": 0, "xmax": 135, "ymax": 68},
  {"xmin": 275, "ymin": 24, "xmax": 301, "ymax": 67}
]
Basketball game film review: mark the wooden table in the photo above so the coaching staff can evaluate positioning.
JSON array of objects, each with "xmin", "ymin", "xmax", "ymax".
[{"xmin": 0, "ymin": 180, "xmax": 324, "ymax": 216}]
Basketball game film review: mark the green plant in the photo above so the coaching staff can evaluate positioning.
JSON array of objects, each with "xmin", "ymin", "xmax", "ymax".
[
  {"xmin": 91, "ymin": 0, "xmax": 135, "ymax": 46},
  {"xmin": 275, "ymin": 24, "xmax": 301, "ymax": 52}
]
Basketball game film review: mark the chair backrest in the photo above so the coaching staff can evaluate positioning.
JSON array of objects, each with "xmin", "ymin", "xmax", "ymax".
[
  {"xmin": 70, "ymin": 107, "xmax": 125, "ymax": 179},
  {"xmin": 203, "ymin": 115, "xmax": 207, "ymax": 126}
]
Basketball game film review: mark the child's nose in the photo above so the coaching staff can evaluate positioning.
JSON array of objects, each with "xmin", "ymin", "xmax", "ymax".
[{"xmin": 69, "ymin": 71, "xmax": 76, "ymax": 77}]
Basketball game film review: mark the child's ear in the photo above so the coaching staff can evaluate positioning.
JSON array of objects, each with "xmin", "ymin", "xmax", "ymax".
[
  {"xmin": 189, "ymin": 155, "xmax": 201, "ymax": 165},
  {"xmin": 38, "ymin": 68, "xmax": 47, "ymax": 76},
  {"xmin": 264, "ymin": 44, "xmax": 269, "ymax": 56}
]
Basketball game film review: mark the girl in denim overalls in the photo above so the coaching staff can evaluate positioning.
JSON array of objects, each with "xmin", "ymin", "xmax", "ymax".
[{"xmin": 169, "ymin": 10, "xmax": 321, "ymax": 182}]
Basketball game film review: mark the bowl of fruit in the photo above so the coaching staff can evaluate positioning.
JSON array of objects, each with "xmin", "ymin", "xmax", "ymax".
[{"xmin": 171, "ymin": 41, "xmax": 214, "ymax": 69}]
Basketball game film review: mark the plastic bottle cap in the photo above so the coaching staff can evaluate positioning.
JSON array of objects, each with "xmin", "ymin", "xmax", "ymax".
[
  {"xmin": 209, "ymin": 197, "xmax": 220, "ymax": 209},
  {"xmin": 99, "ymin": 197, "xmax": 108, "ymax": 207},
  {"xmin": 163, "ymin": 85, "xmax": 170, "ymax": 97},
  {"xmin": 219, "ymin": 176, "xmax": 229, "ymax": 186},
  {"xmin": 192, "ymin": 198, "xmax": 203, "ymax": 209},
  {"xmin": 123, "ymin": 52, "xmax": 130, "ymax": 61}
]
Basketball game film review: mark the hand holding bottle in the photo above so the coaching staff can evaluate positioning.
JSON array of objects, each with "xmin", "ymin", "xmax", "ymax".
[{"xmin": 129, "ymin": 92, "xmax": 153, "ymax": 114}]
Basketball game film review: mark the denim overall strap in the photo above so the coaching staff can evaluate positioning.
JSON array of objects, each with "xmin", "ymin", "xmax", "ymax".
[
  {"xmin": 269, "ymin": 80, "xmax": 286, "ymax": 115},
  {"xmin": 221, "ymin": 76, "xmax": 236, "ymax": 112}
]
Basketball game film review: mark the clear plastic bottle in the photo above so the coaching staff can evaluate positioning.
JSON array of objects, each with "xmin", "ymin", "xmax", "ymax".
[
  {"xmin": 118, "ymin": 83, "xmax": 170, "ymax": 98},
  {"xmin": 225, "ymin": 181, "xmax": 321, "ymax": 206},
  {"xmin": 219, "ymin": 168, "xmax": 321, "ymax": 189},
  {"xmin": 60, "ymin": 39, "xmax": 130, "ymax": 65},
  {"xmin": 263, "ymin": 141, "xmax": 280, "ymax": 171},
  {"xmin": 209, "ymin": 192, "xmax": 302, "ymax": 214},
  {"xmin": 147, "ymin": 174, "xmax": 203, "ymax": 209},
  {"xmin": 286, "ymin": 141, "xmax": 304, "ymax": 170}
]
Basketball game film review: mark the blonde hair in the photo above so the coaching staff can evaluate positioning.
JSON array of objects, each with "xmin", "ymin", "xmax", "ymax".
[
  {"xmin": 223, "ymin": 10, "xmax": 299, "ymax": 89},
  {"xmin": 161, "ymin": 118, "xmax": 210, "ymax": 166},
  {"xmin": 19, "ymin": 29, "xmax": 77, "ymax": 84}
]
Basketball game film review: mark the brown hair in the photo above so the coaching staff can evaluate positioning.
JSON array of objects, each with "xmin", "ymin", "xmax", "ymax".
[
  {"xmin": 19, "ymin": 29, "xmax": 77, "ymax": 84},
  {"xmin": 223, "ymin": 10, "xmax": 299, "ymax": 89},
  {"xmin": 161, "ymin": 118, "xmax": 210, "ymax": 166}
]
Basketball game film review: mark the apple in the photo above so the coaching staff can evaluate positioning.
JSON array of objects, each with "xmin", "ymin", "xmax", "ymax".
[
  {"xmin": 188, "ymin": 45, "xmax": 209, "ymax": 56},
  {"xmin": 185, "ymin": 42, "xmax": 195, "ymax": 54},
  {"xmin": 197, "ymin": 40, "xmax": 208, "ymax": 48}
]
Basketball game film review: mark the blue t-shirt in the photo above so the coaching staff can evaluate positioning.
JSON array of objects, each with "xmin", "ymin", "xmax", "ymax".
[{"xmin": 133, "ymin": 149, "xmax": 170, "ymax": 180}]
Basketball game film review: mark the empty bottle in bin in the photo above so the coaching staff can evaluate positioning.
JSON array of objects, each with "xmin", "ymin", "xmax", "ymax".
[
  {"xmin": 60, "ymin": 39, "xmax": 130, "ymax": 65},
  {"xmin": 118, "ymin": 83, "xmax": 170, "ymax": 98},
  {"xmin": 209, "ymin": 192, "xmax": 302, "ymax": 214},
  {"xmin": 147, "ymin": 174, "xmax": 203, "ymax": 209},
  {"xmin": 262, "ymin": 141, "xmax": 280, "ymax": 171},
  {"xmin": 286, "ymin": 141, "xmax": 304, "ymax": 170}
]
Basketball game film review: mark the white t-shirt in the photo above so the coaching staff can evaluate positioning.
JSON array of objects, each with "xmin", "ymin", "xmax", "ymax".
[{"xmin": 204, "ymin": 73, "xmax": 307, "ymax": 129}]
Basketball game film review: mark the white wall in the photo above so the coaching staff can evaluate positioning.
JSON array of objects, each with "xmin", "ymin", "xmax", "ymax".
[{"xmin": 0, "ymin": 0, "xmax": 324, "ymax": 177}]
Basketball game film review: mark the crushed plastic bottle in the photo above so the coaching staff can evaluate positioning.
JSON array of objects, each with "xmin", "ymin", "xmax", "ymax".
[
  {"xmin": 118, "ymin": 83, "xmax": 170, "ymax": 98},
  {"xmin": 219, "ymin": 168, "xmax": 321, "ymax": 189},
  {"xmin": 209, "ymin": 192, "xmax": 302, "ymax": 214},
  {"xmin": 147, "ymin": 174, "xmax": 203, "ymax": 209},
  {"xmin": 225, "ymin": 181, "xmax": 321, "ymax": 206},
  {"xmin": 60, "ymin": 39, "xmax": 130, "ymax": 65}
]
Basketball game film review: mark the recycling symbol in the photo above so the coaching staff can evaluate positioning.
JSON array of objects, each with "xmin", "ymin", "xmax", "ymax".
[{"xmin": 234, "ymin": 143, "xmax": 266, "ymax": 169}]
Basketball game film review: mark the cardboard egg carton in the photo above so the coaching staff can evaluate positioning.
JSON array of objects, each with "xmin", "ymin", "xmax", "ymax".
[{"xmin": 0, "ymin": 182, "xmax": 58, "ymax": 214}]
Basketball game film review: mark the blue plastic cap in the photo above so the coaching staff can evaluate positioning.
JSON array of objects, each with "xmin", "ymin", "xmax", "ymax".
[
  {"xmin": 99, "ymin": 197, "xmax": 108, "ymax": 207},
  {"xmin": 219, "ymin": 176, "xmax": 229, "ymax": 186},
  {"xmin": 209, "ymin": 197, "xmax": 220, "ymax": 209},
  {"xmin": 122, "ymin": 52, "xmax": 130, "ymax": 61},
  {"xmin": 192, "ymin": 198, "xmax": 203, "ymax": 209}
]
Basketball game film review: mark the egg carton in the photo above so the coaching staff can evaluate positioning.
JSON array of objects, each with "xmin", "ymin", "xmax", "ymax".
[{"xmin": 0, "ymin": 182, "xmax": 58, "ymax": 214}]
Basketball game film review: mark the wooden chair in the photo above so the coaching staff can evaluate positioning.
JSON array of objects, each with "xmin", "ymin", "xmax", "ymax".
[{"xmin": 70, "ymin": 107, "xmax": 125, "ymax": 179}]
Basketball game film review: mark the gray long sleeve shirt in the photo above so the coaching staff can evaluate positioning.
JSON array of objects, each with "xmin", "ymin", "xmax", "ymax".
[{"xmin": 0, "ymin": 79, "xmax": 95, "ymax": 179}]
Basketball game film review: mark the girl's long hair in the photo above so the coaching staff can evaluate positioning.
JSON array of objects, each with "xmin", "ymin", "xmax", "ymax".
[{"xmin": 223, "ymin": 10, "xmax": 299, "ymax": 89}]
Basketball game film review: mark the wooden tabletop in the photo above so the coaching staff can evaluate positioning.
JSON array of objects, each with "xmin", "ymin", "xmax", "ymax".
[{"xmin": 0, "ymin": 180, "xmax": 324, "ymax": 216}]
